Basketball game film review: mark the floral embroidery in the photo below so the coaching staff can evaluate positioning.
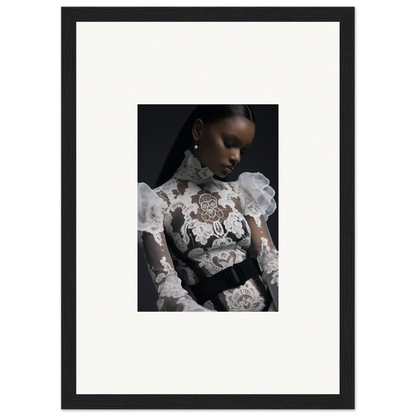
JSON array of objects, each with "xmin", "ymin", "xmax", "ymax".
[
  {"xmin": 223, "ymin": 280, "xmax": 265, "ymax": 311},
  {"xmin": 171, "ymin": 231, "xmax": 188, "ymax": 253},
  {"xmin": 258, "ymin": 237, "xmax": 279, "ymax": 286},
  {"xmin": 191, "ymin": 221, "xmax": 214, "ymax": 245},
  {"xmin": 199, "ymin": 194, "xmax": 224, "ymax": 222},
  {"xmin": 217, "ymin": 186, "xmax": 237, "ymax": 210},
  {"xmin": 196, "ymin": 194, "xmax": 226, "ymax": 239},
  {"xmin": 212, "ymin": 220, "xmax": 225, "ymax": 237},
  {"xmin": 188, "ymin": 248, "xmax": 210, "ymax": 269},
  {"xmin": 154, "ymin": 256, "xmax": 175, "ymax": 283},
  {"xmin": 214, "ymin": 251, "xmax": 236, "ymax": 269},
  {"xmin": 157, "ymin": 275, "xmax": 189, "ymax": 299},
  {"xmin": 223, "ymin": 211, "xmax": 245, "ymax": 239},
  {"xmin": 210, "ymin": 236, "xmax": 234, "ymax": 249}
]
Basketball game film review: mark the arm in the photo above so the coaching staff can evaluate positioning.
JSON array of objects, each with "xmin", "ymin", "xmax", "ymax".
[
  {"xmin": 235, "ymin": 172, "xmax": 279, "ymax": 311},
  {"xmin": 137, "ymin": 182, "xmax": 212, "ymax": 311},
  {"xmin": 245, "ymin": 214, "xmax": 279, "ymax": 311},
  {"xmin": 138, "ymin": 229, "xmax": 213, "ymax": 311}
]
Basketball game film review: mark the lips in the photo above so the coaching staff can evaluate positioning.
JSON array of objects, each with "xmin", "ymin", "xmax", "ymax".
[{"xmin": 222, "ymin": 165, "xmax": 234, "ymax": 173}]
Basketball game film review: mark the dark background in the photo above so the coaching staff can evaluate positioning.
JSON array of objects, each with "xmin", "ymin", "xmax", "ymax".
[{"xmin": 138, "ymin": 105, "xmax": 278, "ymax": 311}]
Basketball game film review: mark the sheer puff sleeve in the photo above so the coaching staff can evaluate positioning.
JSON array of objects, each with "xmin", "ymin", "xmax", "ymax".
[
  {"xmin": 235, "ymin": 173, "xmax": 279, "ymax": 311},
  {"xmin": 137, "ymin": 182, "xmax": 214, "ymax": 312},
  {"xmin": 236, "ymin": 172, "xmax": 277, "ymax": 225}
]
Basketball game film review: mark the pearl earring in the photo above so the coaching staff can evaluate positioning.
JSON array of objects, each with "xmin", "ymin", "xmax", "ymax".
[{"xmin": 194, "ymin": 143, "xmax": 198, "ymax": 149}]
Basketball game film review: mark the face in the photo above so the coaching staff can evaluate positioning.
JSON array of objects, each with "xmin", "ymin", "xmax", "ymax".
[{"xmin": 190, "ymin": 116, "xmax": 255, "ymax": 178}]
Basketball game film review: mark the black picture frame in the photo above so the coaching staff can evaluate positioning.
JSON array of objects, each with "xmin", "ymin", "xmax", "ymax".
[{"xmin": 62, "ymin": 6, "xmax": 354, "ymax": 409}]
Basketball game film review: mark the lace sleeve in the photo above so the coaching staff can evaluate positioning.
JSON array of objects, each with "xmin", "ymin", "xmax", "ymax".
[
  {"xmin": 245, "ymin": 215, "xmax": 279, "ymax": 311},
  {"xmin": 138, "ymin": 182, "xmax": 213, "ymax": 312},
  {"xmin": 235, "ymin": 173, "xmax": 279, "ymax": 311}
]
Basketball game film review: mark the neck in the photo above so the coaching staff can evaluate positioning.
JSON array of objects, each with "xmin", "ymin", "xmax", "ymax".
[{"xmin": 172, "ymin": 149, "xmax": 215, "ymax": 184}]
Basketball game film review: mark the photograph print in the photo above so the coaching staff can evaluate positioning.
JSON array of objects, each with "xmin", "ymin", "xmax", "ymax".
[{"xmin": 138, "ymin": 105, "xmax": 279, "ymax": 312}]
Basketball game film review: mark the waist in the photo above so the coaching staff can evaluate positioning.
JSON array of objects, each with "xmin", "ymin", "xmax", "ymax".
[{"xmin": 190, "ymin": 257, "xmax": 267, "ymax": 307}]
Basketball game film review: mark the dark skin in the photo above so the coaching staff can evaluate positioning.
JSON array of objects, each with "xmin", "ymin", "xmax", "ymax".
[{"xmin": 188, "ymin": 116, "xmax": 256, "ymax": 178}]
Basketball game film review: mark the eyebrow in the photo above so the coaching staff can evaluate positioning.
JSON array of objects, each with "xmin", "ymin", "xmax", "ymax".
[{"xmin": 224, "ymin": 133, "xmax": 251, "ymax": 148}]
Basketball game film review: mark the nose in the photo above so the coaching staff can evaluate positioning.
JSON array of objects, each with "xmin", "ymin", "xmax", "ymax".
[{"xmin": 229, "ymin": 149, "xmax": 241, "ymax": 165}]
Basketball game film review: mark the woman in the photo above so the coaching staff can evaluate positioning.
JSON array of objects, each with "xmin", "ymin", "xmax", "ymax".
[{"xmin": 137, "ymin": 105, "xmax": 279, "ymax": 311}]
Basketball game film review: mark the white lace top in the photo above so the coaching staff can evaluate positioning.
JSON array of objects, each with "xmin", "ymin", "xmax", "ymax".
[{"xmin": 138, "ymin": 149, "xmax": 279, "ymax": 312}]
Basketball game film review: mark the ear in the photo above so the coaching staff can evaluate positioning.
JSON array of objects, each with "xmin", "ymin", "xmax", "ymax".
[{"xmin": 191, "ymin": 118, "xmax": 204, "ymax": 142}]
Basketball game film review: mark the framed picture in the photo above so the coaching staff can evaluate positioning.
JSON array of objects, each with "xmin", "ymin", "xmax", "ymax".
[{"xmin": 62, "ymin": 6, "xmax": 354, "ymax": 409}]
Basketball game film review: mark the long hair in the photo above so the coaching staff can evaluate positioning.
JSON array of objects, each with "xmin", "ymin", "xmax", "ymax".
[{"xmin": 154, "ymin": 105, "xmax": 256, "ymax": 188}]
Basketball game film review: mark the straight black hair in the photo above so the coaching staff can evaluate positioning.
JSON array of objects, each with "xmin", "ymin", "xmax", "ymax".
[{"xmin": 154, "ymin": 105, "xmax": 256, "ymax": 188}]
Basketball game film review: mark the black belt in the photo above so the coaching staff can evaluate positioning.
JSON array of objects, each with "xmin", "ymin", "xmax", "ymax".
[{"xmin": 190, "ymin": 257, "xmax": 262, "ymax": 306}]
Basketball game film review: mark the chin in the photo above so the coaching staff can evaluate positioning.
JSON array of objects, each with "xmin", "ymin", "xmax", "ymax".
[{"xmin": 217, "ymin": 171, "xmax": 227, "ymax": 178}]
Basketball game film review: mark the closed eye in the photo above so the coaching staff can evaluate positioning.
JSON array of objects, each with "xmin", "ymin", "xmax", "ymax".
[{"xmin": 224, "ymin": 139, "xmax": 247, "ymax": 156}]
